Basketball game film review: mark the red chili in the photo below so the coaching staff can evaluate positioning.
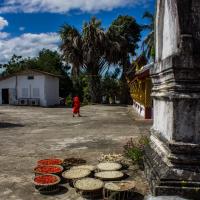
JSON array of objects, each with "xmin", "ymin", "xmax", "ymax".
[
  {"xmin": 35, "ymin": 165, "xmax": 62, "ymax": 174},
  {"xmin": 34, "ymin": 175, "xmax": 58, "ymax": 184},
  {"xmin": 38, "ymin": 159, "xmax": 63, "ymax": 165}
]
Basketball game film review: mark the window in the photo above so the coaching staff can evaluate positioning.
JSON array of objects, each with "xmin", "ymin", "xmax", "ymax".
[
  {"xmin": 33, "ymin": 88, "xmax": 40, "ymax": 98},
  {"xmin": 22, "ymin": 88, "xmax": 28, "ymax": 98},
  {"xmin": 28, "ymin": 75, "xmax": 34, "ymax": 80}
]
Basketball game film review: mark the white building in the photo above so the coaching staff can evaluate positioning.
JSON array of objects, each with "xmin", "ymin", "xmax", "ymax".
[{"xmin": 0, "ymin": 69, "xmax": 60, "ymax": 107}]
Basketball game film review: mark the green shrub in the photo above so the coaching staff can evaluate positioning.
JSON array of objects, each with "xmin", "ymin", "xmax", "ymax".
[
  {"xmin": 65, "ymin": 96, "xmax": 72, "ymax": 107},
  {"xmin": 123, "ymin": 136, "xmax": 149, "ymax": 165},
  {"xmin": 125, "ymin": 147, "xmax": 143, "ymax": 163}
]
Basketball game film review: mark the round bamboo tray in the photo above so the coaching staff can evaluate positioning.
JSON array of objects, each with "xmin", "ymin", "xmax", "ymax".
[
  {"xmin": 37, "ymin": 158, "xmax": 63, "ymax": 166},
  {"xmin": 95, "ymin": 171, "xmax": 124, "ymax": 181},
  {"xmin": 98, "ymin": 154, "xmax": 124, "ymax": 163},
  {"xmin": 62, "ymin": 158, "xmax": 86, "ymax": 169},
  {"xmin": 71, "ymin": 165, "xmax": 96, "ymax": 171},
  {"xmin": 74, "ymin": 178, "xmax": 104, "ymax": 191},
  {"xmin": 34, "ymin": 174, "xmax": 61, "ymax": 194},
  {"xmin": 98, "ymin": 154, "xmax": 131, "ymax": 169},
  {"xmin": 34, "ymin": 165, "xmax": 63, "ymax": 176},
  {"xmin": 97, "ymin": 162, "xmax": 122, "ymax": 171},
  {"xmin": 62, "ymin": 168, "xmax": 91, "ymax": 180},
  {"xmin": 74, "ymin": 178, "xmax": 104, "ymax": 199},
  {"xmin": 103, "ymin": 181, "xmax": 136, "ymax": 200}
]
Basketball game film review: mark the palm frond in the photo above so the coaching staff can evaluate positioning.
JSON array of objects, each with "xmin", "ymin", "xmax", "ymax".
[{"xmin": 142, "ymin": 11, "xmax": 154, "ymax": 21}]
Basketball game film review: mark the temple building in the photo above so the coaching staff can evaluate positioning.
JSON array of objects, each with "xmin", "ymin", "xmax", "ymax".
[{"xmin": 127, "ymin": 55, "xmax": 153, "ymax": 119}]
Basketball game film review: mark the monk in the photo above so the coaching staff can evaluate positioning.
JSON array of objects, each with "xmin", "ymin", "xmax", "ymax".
[{"xmin": 72, "ymin": 96, "xmax": 81, "ymax": 117}]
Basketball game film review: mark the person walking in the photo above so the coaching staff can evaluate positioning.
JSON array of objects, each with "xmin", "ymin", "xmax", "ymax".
[{"xmin": 72, "ymin": 96, "xmax": 81, "ymax": 117}]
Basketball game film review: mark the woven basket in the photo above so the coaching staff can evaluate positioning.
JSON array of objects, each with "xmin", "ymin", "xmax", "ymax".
[
  {"xmin": 71, "ymin": 165, "xmax": 96, "ymax": 171},
  {"xmin": 97, "ymin": 162, "xmax": 122, "ymax": 171},
  {"xmin": 62, "ymin": 168, "xmax": 91, "ymax": 180},
  {"xmin": 103, "ymin": 181, "xmax": 136, "ymax": 200},
  {"xmin": 74, "ymin": 178, "xmax": 104, "ymax": 199},
  {"xmin": 95, "ymin": 171, "xmax": 124, "ymax": 181},
  {"xmin": 37, "ymin": 158, "xmax": 63, "ymax": 166},
  {"xmin": 34, "ymin": 165, "xmax": 63, "ymax": 176},
  {"xmin": 98, "ymin": 154, "xmax": 131, "ymax": 170},
  {"xmin": 34, "ymin": 174, "xmax": 61, "ymax": 194},
  {"xmin": 62, "ymin": 158, "xmax": 86, "ymax": 170}
]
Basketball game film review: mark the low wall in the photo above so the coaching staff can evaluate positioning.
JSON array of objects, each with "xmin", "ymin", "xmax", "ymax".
[{"xmin": 132, "ymin": 99, "xmax": 152, "ymax": 119}]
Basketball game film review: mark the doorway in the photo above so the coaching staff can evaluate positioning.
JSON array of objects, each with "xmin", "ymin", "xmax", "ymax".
[{"xmin": 2, "ymin": 89, "xmax": 9, "ymax": 104}]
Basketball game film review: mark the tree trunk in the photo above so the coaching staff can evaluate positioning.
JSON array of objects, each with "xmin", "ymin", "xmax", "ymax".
[
  {"xmin": 119, "ymin": 57, "xmax": 132, "ymax": 105},
  {"xmin": 120, "ymin": 73, "xmax": 131, "ymax": 104},
  {"xmin": 89, "ymin": 75, "xmax": 102, "ymax": 103}
]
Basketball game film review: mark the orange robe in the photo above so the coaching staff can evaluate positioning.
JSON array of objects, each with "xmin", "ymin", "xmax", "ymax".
[{"xmin": 72, "ymin": 96, "xmax": 80, "ymax": 114}]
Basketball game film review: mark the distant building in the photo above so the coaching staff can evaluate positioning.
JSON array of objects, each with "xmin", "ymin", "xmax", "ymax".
[
  {"xmin": 128, "ymin": 63, "xmax": 153, "ymax": 119},
  {"xmin": 0, "ymin": 69, "xmax": 60, "ymax": 107}
]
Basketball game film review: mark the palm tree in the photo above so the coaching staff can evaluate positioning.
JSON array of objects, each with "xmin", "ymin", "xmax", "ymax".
[
  {"xmin": 60, "ymin": 17, "xmax": 108, "ymax": 103},
  {"xmin": 59, "ymin": 24, "xmax": 83, "ymax": 79},
  {"xmin": 106, "ymin": 15, "xmax": 141, "ymax": 104},
  {"xmin": 82, "ymin": 17, "xmax": 107, "ymax": 103},
  {"xmin": 142, "ymin": 11, "xmax": 155, "ymax": 60}
]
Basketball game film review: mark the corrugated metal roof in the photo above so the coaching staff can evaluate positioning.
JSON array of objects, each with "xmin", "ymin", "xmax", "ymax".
[{"xmin": 0, "ymin": 69, "xmax": 61, "ymax": 81}]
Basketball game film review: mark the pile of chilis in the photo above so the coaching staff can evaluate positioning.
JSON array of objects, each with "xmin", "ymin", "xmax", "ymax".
[
  {"xmin": 34, "ymin": 175, "xmax": 58, "ymax": 184},
  {"xmin": 35, "ymin": 165, "xmax": 62, "ymax": 174},
  {"xmin": 38, "ymin": 159, "xmax": 63, "ymax": 166}
]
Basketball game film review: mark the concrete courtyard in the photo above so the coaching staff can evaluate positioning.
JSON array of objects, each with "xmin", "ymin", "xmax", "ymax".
[{"xmin": 0, "ymin": 105, "xmax": 152, "ymax": 200}]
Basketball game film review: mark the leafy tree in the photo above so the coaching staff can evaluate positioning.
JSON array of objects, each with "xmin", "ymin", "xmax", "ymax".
[
  {"xmin": 37, "ymin": 49, "xmax": 67, "ymax": 74},
  {"xmin": 141, "ymin": 11, "xmax": 155, "ymax": 60},
  {"xmin": 2, "ymin": 55, "xmax": 37, "ymax": 75},
  {"xmin": 36, "ymin": 49, "xmax": 73, "ymax": 97},
  {"xmin": 106, "ymin": 15, "xmax": 141, "ymax": 104},
  {"xmin": 101, "ymin": 68, "xmax": 121, "ymax": 104}
]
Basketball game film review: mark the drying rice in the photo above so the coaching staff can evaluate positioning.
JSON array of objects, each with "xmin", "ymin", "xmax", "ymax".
[
  {"xmin": 74, "ymin": 178, "xmax": 104, "ymax": 191},
  {"xmin": 62, "ymin": 168, "xmax": 91, "ymax": 179},
  {"xmin": 97, "ymin": 162, "xmax": 122, "ymax": 171},
  {"xmin": 104, "ymin": 181, "xmax": 135, "ymax": 192},
  {"xmin": 71, "ymin": 165, "xmax": 96, "ymax": 171},
  {"xmin": 95, "ymin": 171, "xmax": 124, "ymax": 180}
]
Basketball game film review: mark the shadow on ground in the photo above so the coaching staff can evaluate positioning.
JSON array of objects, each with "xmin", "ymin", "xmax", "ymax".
[
  {"xmin": 41, "ymin": 186, "xmax": 68, "ymax": 196},
  {"xmin": 0, "ymin": 122, "xmax": 24, "ymax": 128}
]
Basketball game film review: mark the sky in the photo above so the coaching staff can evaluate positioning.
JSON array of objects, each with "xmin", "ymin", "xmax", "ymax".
[{"xmin": 0, "ymin": 0, "xmax": 155, "ymax": 65}]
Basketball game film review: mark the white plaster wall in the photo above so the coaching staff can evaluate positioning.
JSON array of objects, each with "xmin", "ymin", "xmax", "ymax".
[
  {"xmin": 155, "ymin": 0, "xmax": 180, "ymax": 61},
  {"xmin": 132, "ymin": 100, "xmax": 145, "ymax": 118},
  {"xmin": 0, "ymin": 77, "xmax": 16, "ymax": 104},
  {"xmin": 44, "ymin": 76, "xmax": 59, "ymax": 106},
  {"xmin": 0, "ymin": 74, "xmax": 59, "ymax": 107},
  {"xmin": 17, "ymin": 75, "xmax": 46, "ymax": 106},
  {"xmin": 155, "ymin": 0, "xmax": 162, "ymax": 62},
  {"xmin": 162, "ymin": 0, "xmax": 179, "ymax": 60},
  {"xmin": 153, "ymin": 99, "xmax": 174, "ymax": 141}
]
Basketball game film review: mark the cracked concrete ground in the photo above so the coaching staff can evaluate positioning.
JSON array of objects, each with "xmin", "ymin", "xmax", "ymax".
[{"xmin": 0, "ymin": 105, "xmax": 152, "ymax": 200}]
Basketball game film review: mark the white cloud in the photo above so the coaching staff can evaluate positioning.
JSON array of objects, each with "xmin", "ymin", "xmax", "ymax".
[
  {"xmin": 0, "ymin": 32, "xmax": 60, "ymax": 63},
  {"xmin": 19, "ymin": 26, "xmax": 25, "ymax": 31},
  {"xmin": 0, "ymin": 16, "xmax": 9, "ymax": 40},
  {"xmin": 0, "ymin": 16, "xmax": 8, "ymax": 30},
  {"xmin": 0, "ymin": 32, "xmax": 10, "ymax": 39},
  {"xmin": 0, "ymin": 0, "xmax": 148, "ymax": 13}
]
